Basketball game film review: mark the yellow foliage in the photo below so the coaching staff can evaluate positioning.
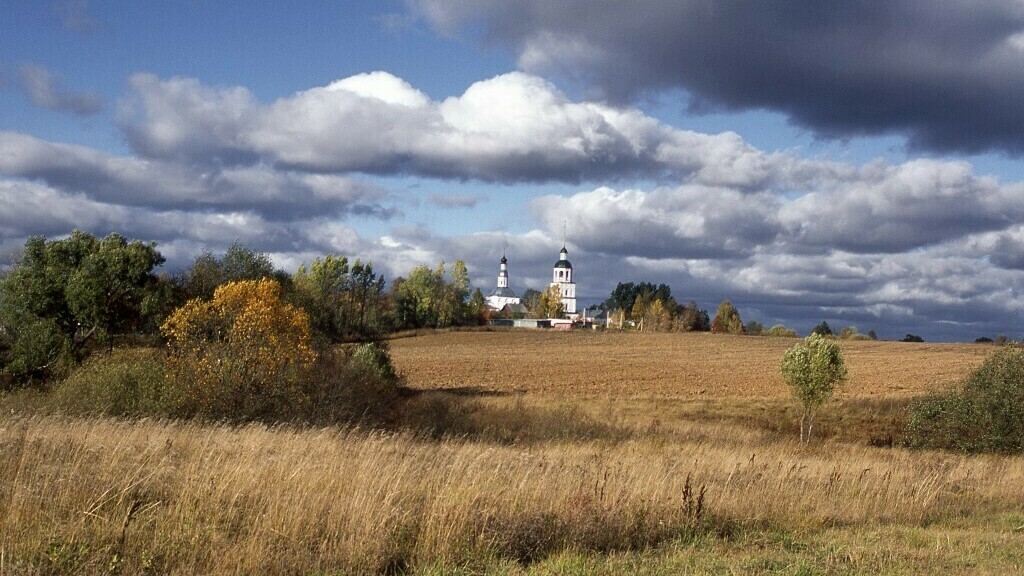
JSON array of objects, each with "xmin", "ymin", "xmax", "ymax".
[{"xmin": 161, "ymin": 279, "xmax": 316, "ymax": 418}]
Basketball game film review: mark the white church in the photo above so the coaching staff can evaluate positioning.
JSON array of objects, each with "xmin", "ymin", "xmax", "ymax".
[
  {"xmin": 484, "ymin": 254, "xmax": 521, "ymax": 310},
  {"xmin": 551, "ymin": 245, "xmax": 577, "ymax": 315},
  {"xmin": 485, "ymin": 245, "xmax": 577, "ymax": 318}
]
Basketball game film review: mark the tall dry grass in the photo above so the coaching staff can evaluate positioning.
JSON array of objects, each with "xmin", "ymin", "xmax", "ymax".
[{"xmin": 2, "ymin": 412, "xmax": 1021, "ymax": 574}]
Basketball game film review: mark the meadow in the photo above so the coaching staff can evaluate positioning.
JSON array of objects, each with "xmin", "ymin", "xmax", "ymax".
[{"xmin": 2, "ymin": 331, "xmax": 1022, "ymax": 574}]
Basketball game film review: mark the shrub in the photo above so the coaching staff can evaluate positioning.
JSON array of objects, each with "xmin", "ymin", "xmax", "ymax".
[
  {"xmin": 304, "ymin": 345, "xmax": 402, "ymax": 425},
  {"xmin": 52, "ymin": 348, "xmax": 178, "ymax": 417},
  {"xmin": 780, "ymin": 333, "xmax": 847, "ymax": 442},
  {"xmin": 767, "ymin": 324, "xmax": 798, "ymax": 338},
  {"xmin": 161, "ymin": 279, "xmax": 317, "ymax": 420},
  {"xmin": 905, "ymin": 347, "xmax": 1024, "ymax": 453},
  {"xmin": 745, "ymin": 321, "xmax": 766, "ymax": 336},
  {"xmin": 350, "ymin": 341, "xmax": 401, "ymax": 387},
  {"xmin": 901, "ymin": 334, "xmax": 924, "ymax": 343}
]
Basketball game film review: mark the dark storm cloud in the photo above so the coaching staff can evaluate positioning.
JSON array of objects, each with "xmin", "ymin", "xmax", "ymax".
[{"xmin": 412, "ymin": 0, "xmax": 1024, "ymax": 155}]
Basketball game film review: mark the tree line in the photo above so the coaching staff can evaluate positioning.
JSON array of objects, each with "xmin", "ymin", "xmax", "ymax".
[
  {"xmin": 0, "ymin": 232, "xmax": 484, "ymax": 385},
  {"xmin": 2, "ymin": 231, "xmax": 902, "ymax": 386}
]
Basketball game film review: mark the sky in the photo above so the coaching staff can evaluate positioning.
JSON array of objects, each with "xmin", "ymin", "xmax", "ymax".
[{"xmin": 4, "ymin": 1, "xmax": 1024, "ymax": 341}]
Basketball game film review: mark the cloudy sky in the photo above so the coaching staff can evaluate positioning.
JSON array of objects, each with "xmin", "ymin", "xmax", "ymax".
[{"xmin": 4, "ymin": 1, "xmax": 1024, "ymax": 341}]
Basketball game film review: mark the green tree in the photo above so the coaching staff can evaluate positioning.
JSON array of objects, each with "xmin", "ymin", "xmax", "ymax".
[
  {"xmin": 293, "ymin": 254, "xmax": 351, "ymax": 338},
  {"xmin": 710, "ymin": 299, "xmax": 744, "ymax": 334},
  {"xmin": 780, "ymin": 333, "xmax": 848, "ymax": 443},
  {"xmin": 467, "ymin": 288, "xmax": 489, "ymax": 325},
  {"xmin": 438, "ymin": 260, "xmax": 470, "ymax": 327},
  {"xmin": 811, "ymin": 321, "xmax": 833, "ymax": 336},
  {"xmin": 393, "ymin": 260, "xmax": 471, "ymax": 329},
  {"xmin": 0, "ymin": 231, "xmax": 166, "ymax": 382},
  {"xmin": 521, "ymin": 288, "xmax": 542, "ymax": 317},
  {"xmin": 349, "ymin": 259, "xmax": 388, "ymax": 334},
  {"xmin": 181, "ymin": 242, "xmax": 277, "ymax": 300},
  {"xmin": 293, "ymin": 254, "xmax": 389, "ymax": 340},
  {"xmin": 65, "ymin": 233, "xmax": 168, "ymax": 349},
  {"xmin": 746, "ymin": 321, "xmax": 766, "ymax": 336}
]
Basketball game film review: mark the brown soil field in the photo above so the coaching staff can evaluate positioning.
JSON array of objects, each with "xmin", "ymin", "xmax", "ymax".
[{"xmin": 390, "ymin": 330, "xmax": 992, "ymax": 399}]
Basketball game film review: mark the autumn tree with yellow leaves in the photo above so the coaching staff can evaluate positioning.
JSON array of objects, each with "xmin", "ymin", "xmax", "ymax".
[{"xmin": 161, "ymin": 278, "xmax": 317, "ymax": 419}]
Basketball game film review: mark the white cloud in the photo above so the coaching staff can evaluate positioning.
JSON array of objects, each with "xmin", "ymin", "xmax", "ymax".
[
  {"xmin": 0, "ymin": 131, "xmax": 392, "ymax": 220},
  {"xmin": 117, "ymin": 71, "xmax": 782, "ymax": 185},
  {"xmin": 7, "ymin": 67, "xmax": 1024, "ymax": 339}
]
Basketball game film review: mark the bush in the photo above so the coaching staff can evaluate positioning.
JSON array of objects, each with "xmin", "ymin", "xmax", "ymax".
[
  {"xmin": 304, "ymin": 345, "xmax": 403, "ymax": 425},
  {"xmin": 350, "ymin": 341, "xmax": 401, "ymax": 387},
  {"xmin": 53, "ymin": 348, "xmax": 178, "ymax": 417},
  {"xmin": 901, "ymin": 334, "xmax": 924, "ymax": 343},
  {"xmin": 767, "ymin": 324, "xmax": 798, "ymax": 338},
  {"xmin": 905, "ymin": 347, "xmax": 1024, "ymax": 453},
  {"xmin": 745, "ymin": 321, "xmax": 765, "ymax": 336},
  {"xmin": 161, "ymin": 279, "xmax": 318, "ymax": 420}
]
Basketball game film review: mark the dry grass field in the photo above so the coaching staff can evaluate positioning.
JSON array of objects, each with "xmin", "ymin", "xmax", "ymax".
[
  {"xmin": 390, "ymin": 330, "xmax": 990, "ymax": 398},
  {"xmin": 3, "ymin": 330, "xmax": 1022, "ymax": 574}
]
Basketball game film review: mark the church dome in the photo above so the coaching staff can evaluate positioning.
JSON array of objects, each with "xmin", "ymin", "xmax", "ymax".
[{"xmin": 554, "ymin": 246, "xmax": 572, "ymax": 269}]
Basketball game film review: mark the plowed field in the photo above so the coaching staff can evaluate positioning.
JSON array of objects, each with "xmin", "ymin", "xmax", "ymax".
[{"xmin": 390, "ymin": 330, "xmax": 991, "ymax": 398}]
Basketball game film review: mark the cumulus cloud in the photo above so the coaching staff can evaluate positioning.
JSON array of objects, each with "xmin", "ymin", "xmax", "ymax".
[
  {"xmin": 118, "ymin": 74, "xmax": 256, "ymax": 163},
  {"xmin": 532, "ymin": 158, "xmax": 1024, "ymax": 261},
  {"xmin": 117, "ymin": 71, "xmax": 781, "ymax": 185},
  {"xmin": 410, "ymin": 0, "xmax": 1024, "ymax": 156},
  {"xmin": 509, "ymin": 165, "xmax": 1024, "ymax": 340},
  {"xmin": 533, "ymin": 186, "xmax": 780, "ymax": 260},
  {"xmin": 18, "ymin": 64, "xmax": 102, "ymax": 115},
  {"xmin": 7, "ymin": 66, "xmax": 1024, "ymax": 340},
  {"xmin": 0, "ymin": 177, "xmax": 389, "ymax": 272},
  {"xmin": 0, "ymin": 132, "xmax": 393, "ymax": 220},
  {"xmin": 779, "ymin": 160, "xmax": 1024, "ymax": 253}
]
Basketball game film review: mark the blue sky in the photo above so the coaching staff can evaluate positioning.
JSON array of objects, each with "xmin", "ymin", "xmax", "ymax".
[{"xmin": 5, "ymin": 0, "xmax": 1024, "ymax": 341}]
